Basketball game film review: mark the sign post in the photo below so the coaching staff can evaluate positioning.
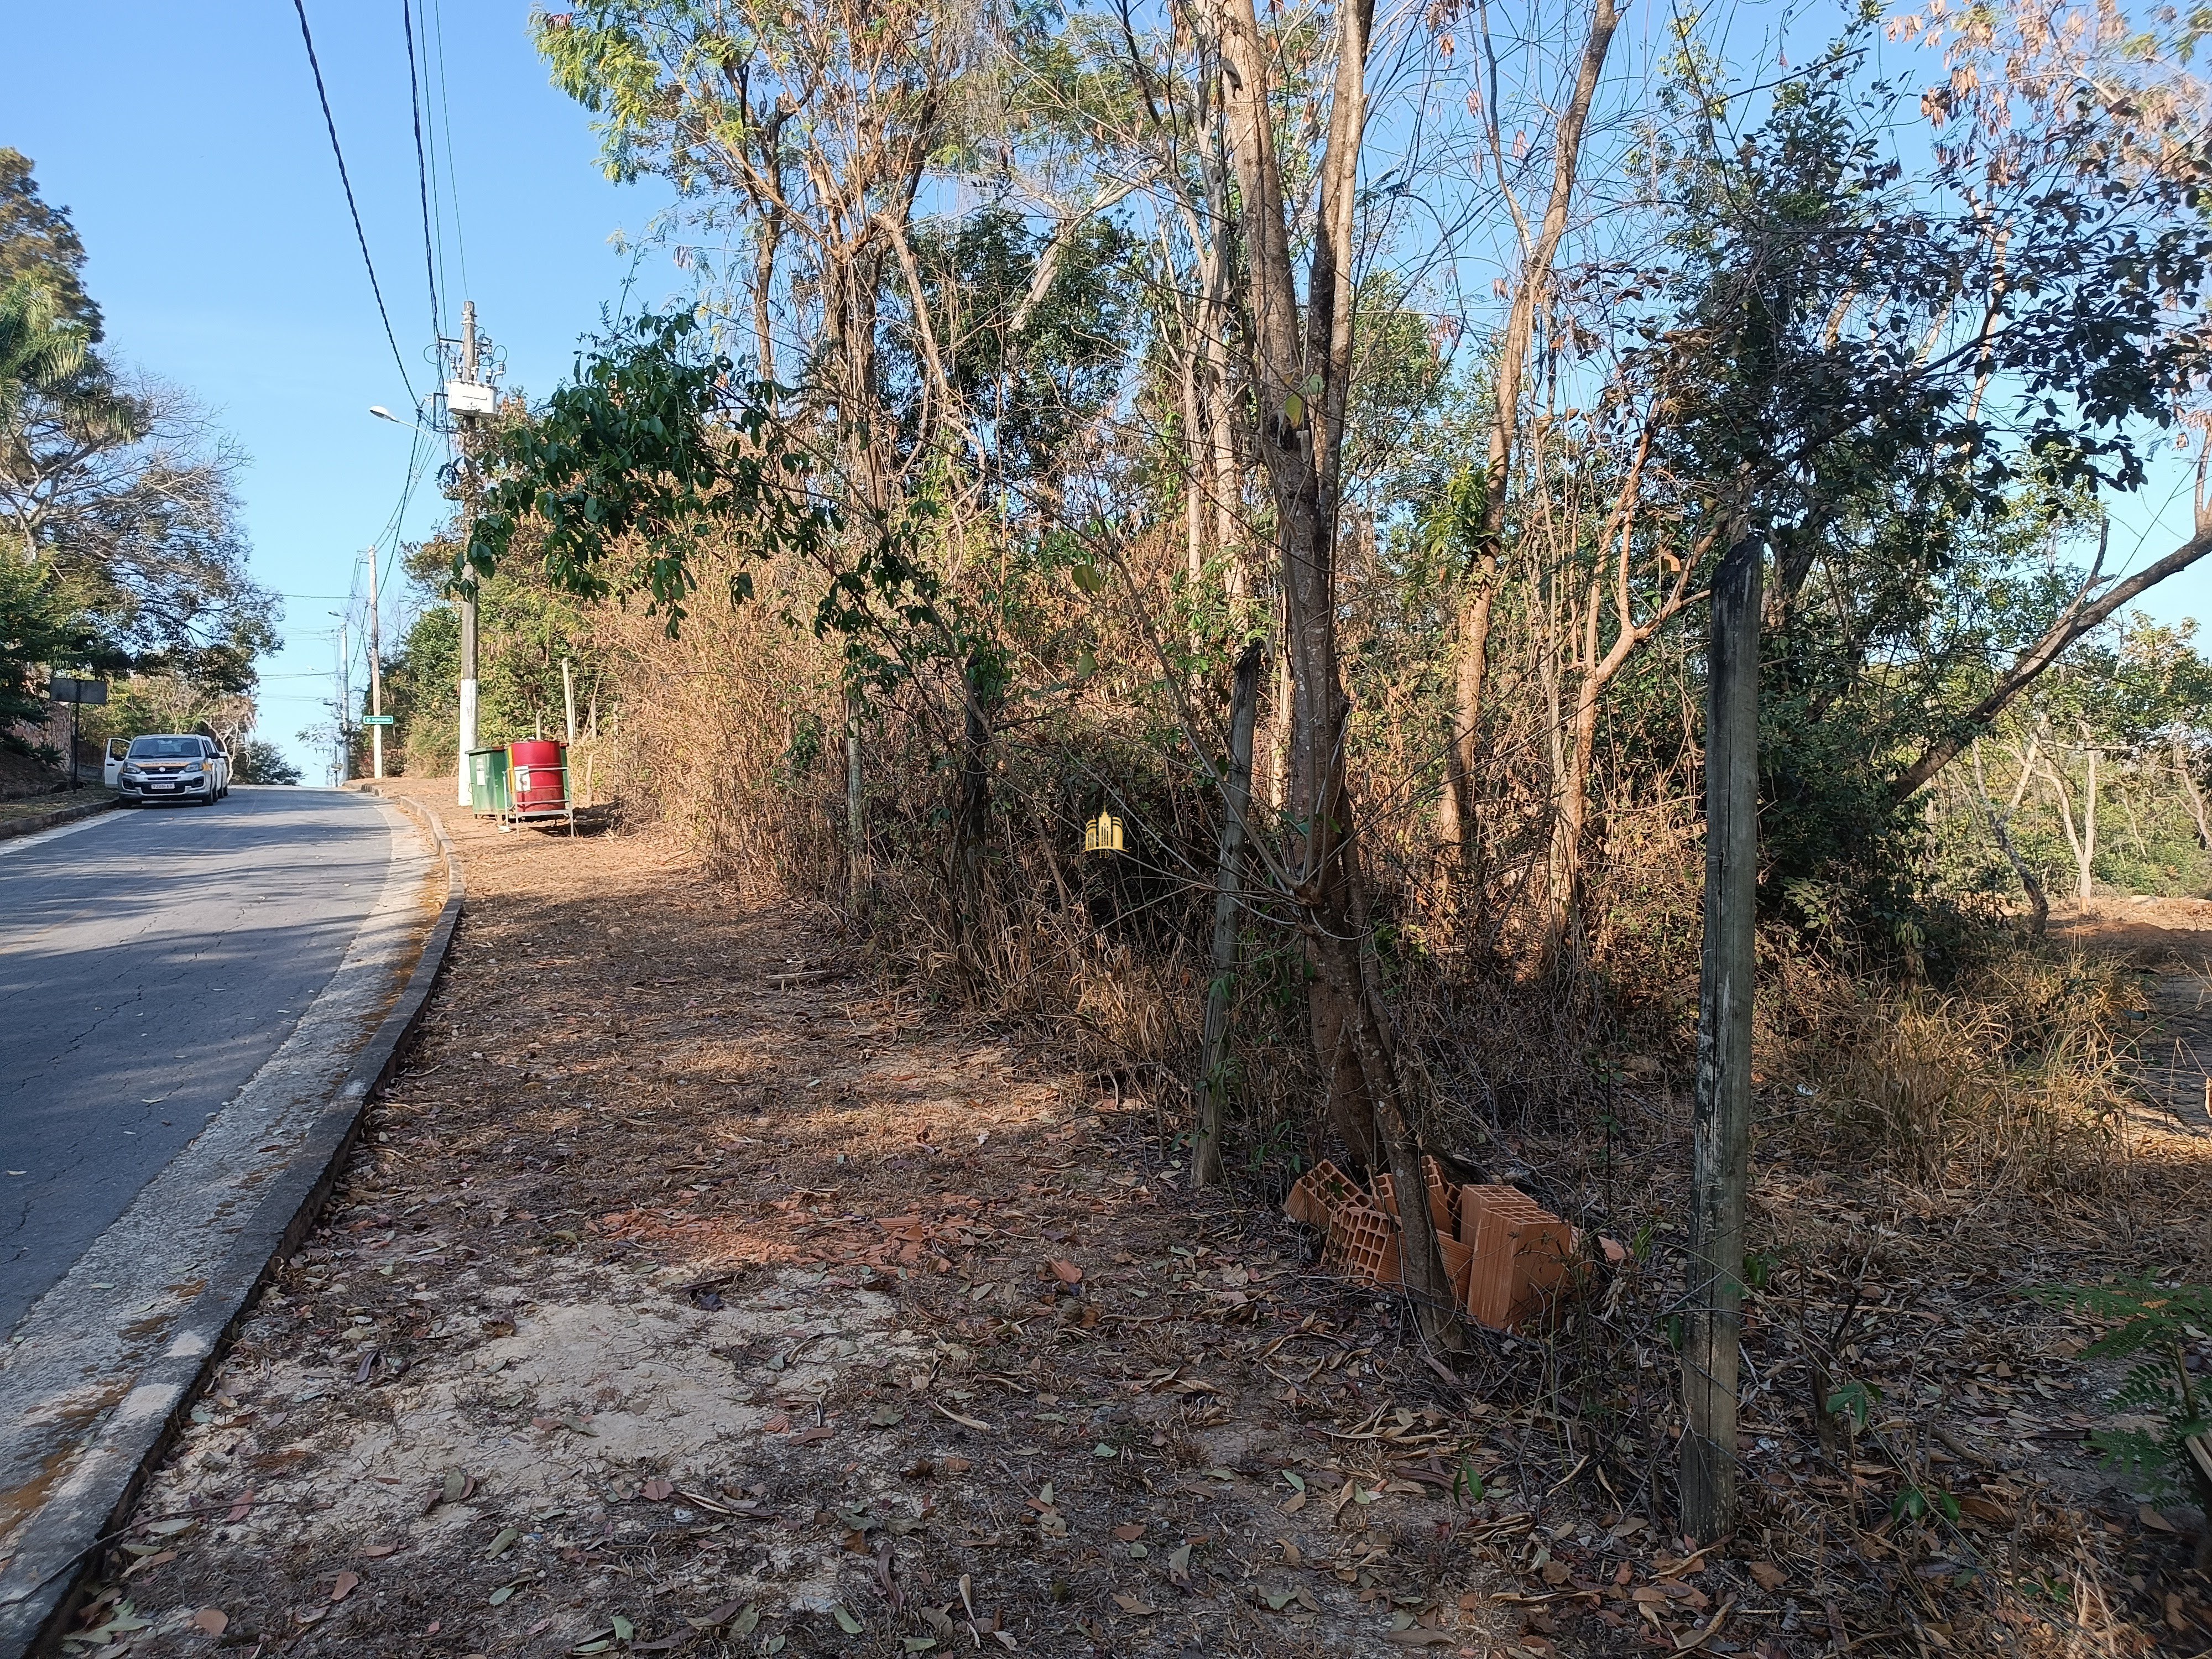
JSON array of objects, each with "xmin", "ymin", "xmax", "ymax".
[{"xmin": 47, "ymin": 676, "xmax": 108, "ymax": 789}]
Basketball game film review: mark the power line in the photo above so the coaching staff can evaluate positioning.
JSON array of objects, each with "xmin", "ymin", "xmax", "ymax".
[
  {"xmin": 368, "ymin": 420, "xmax": 437, "ymax": 663},
  {"xmin": 402, "ymin": 0, "xmax": 443, "ymax": 343},
  {"xmin": 427, "ymin": 0, "xmax": 471, "ymax": 302},
  {"xmin": 289, "ymin": 0, "xmax": 417, "ymax": 402}
]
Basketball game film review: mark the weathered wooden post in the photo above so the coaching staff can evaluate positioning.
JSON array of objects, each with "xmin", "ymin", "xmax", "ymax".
[{"xmin": 1682, "ymin": 528, "xmax": 1763, "ymax": 1542}]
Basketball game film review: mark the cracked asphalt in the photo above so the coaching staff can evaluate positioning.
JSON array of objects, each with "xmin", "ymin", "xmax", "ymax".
[{"xmin": 0, "ymin": 786, "xmax": 393, "ymax": 1334}]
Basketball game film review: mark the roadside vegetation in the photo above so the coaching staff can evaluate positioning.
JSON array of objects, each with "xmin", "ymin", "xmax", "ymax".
[
  {"xmin": 0, "ymin": 150, "xmax": 276, "ymax": 789},
  {"xmin": 51, "ymin": 0, "xmax": 2212, "ymax": 1650}
]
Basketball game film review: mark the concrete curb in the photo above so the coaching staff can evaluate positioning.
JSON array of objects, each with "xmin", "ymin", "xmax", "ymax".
[
  {"xmin": 0, "ymin": 793, "xmax": 464, "ymax": 1657},
  {"xmin": 0, "ymin": 795, "xmax": 114, "ymax": 843}
]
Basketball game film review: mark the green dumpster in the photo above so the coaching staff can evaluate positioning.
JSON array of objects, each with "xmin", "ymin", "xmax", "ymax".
[{"xmin": 467, "ymin": 747, "xmax": 511, "ymax": 816}]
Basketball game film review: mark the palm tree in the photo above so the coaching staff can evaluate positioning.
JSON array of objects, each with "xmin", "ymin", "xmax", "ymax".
[{"xmin": 0, "ymin": 276, "xmax": 140, "ymax": 561}]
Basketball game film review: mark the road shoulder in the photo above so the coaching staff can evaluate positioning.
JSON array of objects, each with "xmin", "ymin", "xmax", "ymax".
[
  {"xmin": 0, "ymin": 795, "xmax": 116, "ymax": 846},
  {"xmin": 0, "ymin": 791, "xmax": 461, "ymax": 1657}
]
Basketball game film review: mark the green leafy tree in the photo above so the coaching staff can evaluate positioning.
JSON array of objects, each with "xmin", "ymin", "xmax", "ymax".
[
  {"xmin": 0, "ymin": 547, "xmax": 97, "ymax": 750},
  {"xmin": 462, "ymin": 311, "xmax": 836, "ymax": 626},
  {"xmin": 893, "ymin": 207, "xmax": 1137, "ymax": 499},
  {"xmin": 0, "ymin": 157, "xmax": 275, "ymax": 735},
  {"xmin": 0, "ymin": 150, "xmax": 100, "ymax": 340},
  {"xmin": 230, "ymin": 739, "xmax": 301, "ymax": 785},
  {"xmin": 1610, "ymin": 50, "xmax": 2212, "ymax": 935}
]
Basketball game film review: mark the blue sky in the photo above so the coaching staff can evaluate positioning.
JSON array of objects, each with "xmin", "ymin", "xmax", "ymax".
[{"xmin": 8, "ymin": 1, "xmax": 675, "ymax": 780}]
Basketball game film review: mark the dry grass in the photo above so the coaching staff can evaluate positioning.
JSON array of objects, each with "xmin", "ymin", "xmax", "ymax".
[{"xmin": 1760, "ymin": 946, "xmax": 2142, "ymax": 1191}]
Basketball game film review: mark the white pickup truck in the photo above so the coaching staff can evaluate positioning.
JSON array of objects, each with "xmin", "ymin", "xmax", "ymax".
[{"xmin": 108, "ymin": 734, "xmax": 231, "ymax": 805}]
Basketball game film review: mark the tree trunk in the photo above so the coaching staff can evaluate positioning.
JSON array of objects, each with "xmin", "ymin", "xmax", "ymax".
[
  {"xmin": 1193, "ymin": 640, "xmax": 1262, "ymax": 1188},
  {"xmin": 825, "ymin": 234, "xmax": 890, "ymax": 915},
  {"xmin": 1682, "ymin": 529, "xmax": 1763, "ymax": 1545},
  {"xmin": 1266, "ymin": 625, "xmax": 1291, "ymax": 812},
  {"xmin": 2122, "ymin": 776, "xmax": 2148, "ymax": 858},
  {"xmin": 1203, "ymin": 291, "xmax": 1241, "ymax": 584},
  {"xmin": 1177, "ymin": 297, "xmax": 1207, "ymax": 582},
  {"xmin": 1218, "ymin": 0, "xmax": 1378, "ymax": 1168},
  {"xmin": 1217, "ymin": 0, "xmax": 1460, "ymax": 1343},
  {"xmin": 2083, "ymin": 746, "xmax": 2099, "ymax": 901},
  {"xmin": 2176, "ymin": 735, "xmax": 2212, "ymax": 850},
  {"xmin": 845, "ymin": 687, "xmax": 868, "ymax": 906},
  {"xmin": 954, "ymin": 652, "xmax": 992, "ymax": 945},
  {"xmin": 2040, "ymin": 753, "xmax": 2094, "ymax": 906},
  {"xmin": 1547, "ymin": 680, "xmax": 1602, "ymax": 958},
  {"xmin": 1891, "ymin": 524, "xmax": 2212, "ymax": 799},
  {"xmin": 1972, "ymin": 737, "xmax": 2047, "ymax": 936}
]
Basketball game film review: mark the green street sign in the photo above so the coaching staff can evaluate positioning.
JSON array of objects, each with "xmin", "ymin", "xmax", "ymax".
[{"xmin": 361, "ymin": 714, "xmax": 395, "ymax": 726}]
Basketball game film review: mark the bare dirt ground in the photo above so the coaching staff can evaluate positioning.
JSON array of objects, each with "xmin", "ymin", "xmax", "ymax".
[
  {"xmin": 50, "ymin": 805, "xmax": 2212, "ymax": 1658},
  {"xmin": 2056, "ymin": 898, "xmax": 2212, "ymax": 1136},
  {"xmin": 59, "ymin": 780, "xmax": 1541, "ymax": 1659},
  {"xmin": 2055, "ymin": 897, "xmax": 2212, "ymax": 972}
]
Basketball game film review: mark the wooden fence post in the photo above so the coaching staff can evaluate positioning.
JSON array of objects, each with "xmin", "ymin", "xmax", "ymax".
[{"xmin": 1682, "ymin": 529, "xmax": 1763, "ymax": 1543}]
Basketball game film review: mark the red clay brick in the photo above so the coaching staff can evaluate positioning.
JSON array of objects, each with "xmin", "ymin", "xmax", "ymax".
[
  {"xmin": 1459, "ymin": 1185, "xmax": 1574, "ymax": 1331},
  {"xmin": 1370, "ymin": 1164, "xmax": 1454, "ymax": 1235},
  {"xmin": 1284, "ymin": 1159, "xmax": 1360, "ymax": 1230},
  {"xmin": 1420, "ymin": 1154, "xmax": 1455, "ymax": 1233},
  {"xmin": 1455, "ymin": 1183, "xmax": 1543, "ymax": 1241},
  {"xmin": 1369, "ymin": 1171, "xmax": 1399, "ymax": 1220},
  {"xmin": 1322, "ymin": 1198, "xmax": 1402, "ymax": 1287}
]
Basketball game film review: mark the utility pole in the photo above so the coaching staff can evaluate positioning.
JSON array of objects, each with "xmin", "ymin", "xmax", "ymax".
[
  {"xmin": 365, "ymin": 547, "xmax": 385, "ymax": 780},
  {"xmin": 336, "ymin": 615, "xmax": 352, "ymax": 785},
  {"xmin": 455, "ymin": 299, "xmax": 481, "ymax": 807}
]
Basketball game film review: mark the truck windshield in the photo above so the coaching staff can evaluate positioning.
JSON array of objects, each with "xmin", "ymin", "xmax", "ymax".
[{"xmin": 127, "ymin": 738, "xmax": 202, "ymax": 759}]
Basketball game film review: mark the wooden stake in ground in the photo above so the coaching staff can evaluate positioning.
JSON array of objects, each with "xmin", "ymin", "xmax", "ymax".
[
  {"xmin": 1193, "ymin": 640, "xmax": 1262, "ymax": 1188},
  {"xmin": 1683, "ymin": 529, "xmax": 1763, "ymax": 1542}
]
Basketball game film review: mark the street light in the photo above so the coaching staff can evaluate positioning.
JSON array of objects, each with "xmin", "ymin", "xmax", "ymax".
[{"xmin": 369, "ymin": 404, "xmax": 442, "ymax": 437}]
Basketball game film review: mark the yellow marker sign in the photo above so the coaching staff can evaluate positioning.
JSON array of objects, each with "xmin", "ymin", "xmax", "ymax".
[{"xmin": 1084, "ymin": 811, "xmax": 1125, "ymax": 853}]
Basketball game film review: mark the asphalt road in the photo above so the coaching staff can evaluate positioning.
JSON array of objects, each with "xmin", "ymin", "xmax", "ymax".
[{"xmin": 0, "ymin": 786, "xmax": 396, "ymax": 1334}]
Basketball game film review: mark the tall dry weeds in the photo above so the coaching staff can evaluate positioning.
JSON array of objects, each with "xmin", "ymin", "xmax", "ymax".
[
  {"xmin": 1760, "ymin": 944, "xmax": 2142, "ymax": 1194},
  {"xmin": 548, "ymin": 521, "xmax": 2157, "ymax": 1224}
]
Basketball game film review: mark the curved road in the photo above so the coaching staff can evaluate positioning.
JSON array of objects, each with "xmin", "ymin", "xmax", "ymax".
[{"xmin": 0, "ymin": 786, "xmax": 397, "ymax": 1334}]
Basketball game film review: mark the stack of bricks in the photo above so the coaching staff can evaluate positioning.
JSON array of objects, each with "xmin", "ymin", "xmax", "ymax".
[
  {"xmin": 1286, "ymin": 1159, "xmax": 1576, "ymax": 1329},
  {"xmin": 1282, "ymin": 1160, "xmax": 1361, "ymax": 1232},
  {"xmin": 1370, "ymin": 1155, "xmax": 1455, "ymax": 1233},
  {"xmin": 1368, "ymin": 1158, "xmax": 1470, "ymax": 1303},
  {"xmin": 1458, "ymin": 1183, "xmax": 1575, "ymax": 1331}
]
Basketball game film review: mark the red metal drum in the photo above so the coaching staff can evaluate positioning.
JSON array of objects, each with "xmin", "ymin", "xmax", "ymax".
[{"xmin": 508, "ymin": 739, "xmax": 568, "ymax": 814}]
